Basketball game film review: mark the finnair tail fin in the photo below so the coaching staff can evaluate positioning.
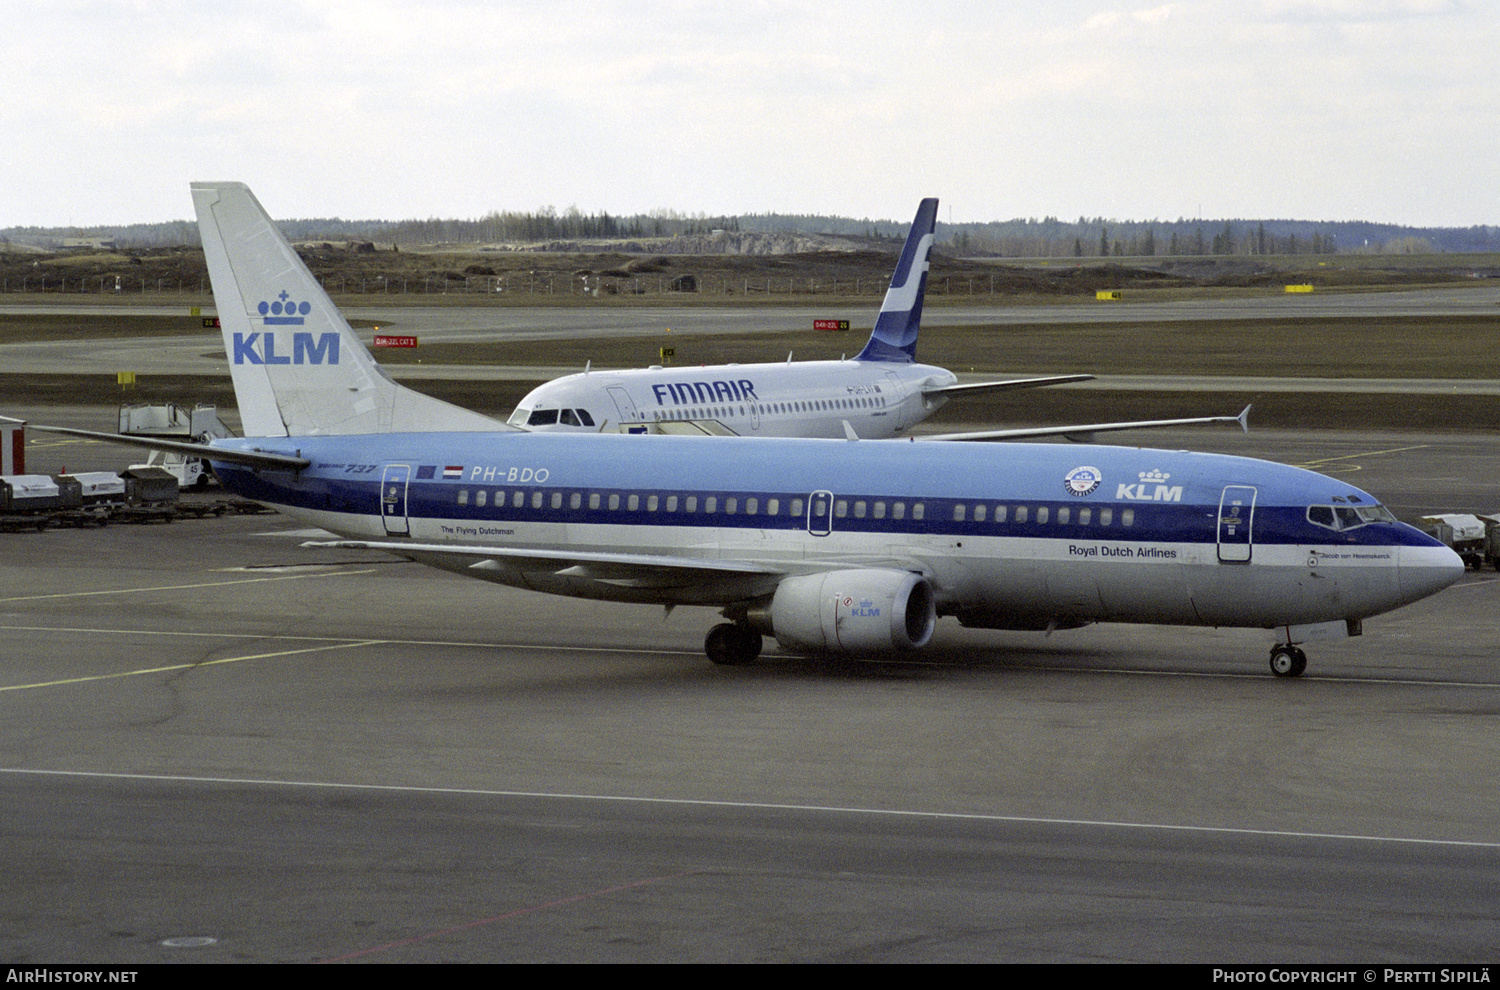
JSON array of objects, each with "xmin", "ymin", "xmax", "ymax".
[
  {"xmin": 192, "ymin": 182, "xmax": 504, "ymax": 438},
  {"xmin": 854, "ymin": 197, "xmax": 937, "ymax": 364}
]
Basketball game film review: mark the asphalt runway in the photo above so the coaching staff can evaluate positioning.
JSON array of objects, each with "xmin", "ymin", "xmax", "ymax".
[{"xmin": 2, "ymin": 428, "xmax": 1498, "ymax": 963}]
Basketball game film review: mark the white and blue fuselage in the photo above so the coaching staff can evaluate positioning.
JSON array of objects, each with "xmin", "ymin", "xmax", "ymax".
[{"xmin": 211, "ymin": 430, "xmax": 1459, "ymax": 638}]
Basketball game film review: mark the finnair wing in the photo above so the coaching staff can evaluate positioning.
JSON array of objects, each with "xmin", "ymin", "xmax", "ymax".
[
  {"xmin": 917, "ymin": 405, "xmax": 1251, "ymax": 442},
  {"xmin": 920, "ymin": 374, "xmax": 1095, "ymax": 398}
]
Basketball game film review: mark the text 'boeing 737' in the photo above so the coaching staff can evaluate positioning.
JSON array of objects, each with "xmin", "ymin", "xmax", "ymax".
[
  {"xmin": 507, "ymin": 197, "xmax": 1247, "ymax": 443},
  {"xmin": 12, "ymin": 183, "xmax": 1463, "ymax": 677}
]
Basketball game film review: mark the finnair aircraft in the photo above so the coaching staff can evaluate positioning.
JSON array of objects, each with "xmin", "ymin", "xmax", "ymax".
[
  {"xmin": 508, "ymin": 198, "xmax": 1245, "ymax": 443},
  {"xmin": 20, "ymin": 183, "xmax": 1464, "ymax": 677}
]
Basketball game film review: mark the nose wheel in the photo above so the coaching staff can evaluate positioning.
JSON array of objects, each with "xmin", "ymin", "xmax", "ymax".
[{"xmin": 1269, "ymin": 644, "xmax": 1307, "ymax": 678}]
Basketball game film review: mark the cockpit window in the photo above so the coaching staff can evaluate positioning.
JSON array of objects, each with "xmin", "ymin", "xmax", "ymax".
[
  {"xmin": 576, "ymin": 409, "xmax": 595, "ymax": 427},
  {"xmin": 560, "ymin": 409, "xmax": 580, "ymax": 427},
  {"xmin": 507, "ymin": 408, "xmax": 530, "ymax": 427},
  {"xmin": 526, "ymin": 408, "xmax": 560, "ymax": 426},
  {"xmin": 1307, "ymin": 503, "xmax": 1397, "ymax": 531}
]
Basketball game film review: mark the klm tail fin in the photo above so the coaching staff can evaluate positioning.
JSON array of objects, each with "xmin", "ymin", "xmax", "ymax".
[
  {"xmin": 192, "ymin": 182, "xmax": 504, "ymax": 437},
  {"xmin": 854, "ymin": 197, "xmax": 938, "ymax": 364}
]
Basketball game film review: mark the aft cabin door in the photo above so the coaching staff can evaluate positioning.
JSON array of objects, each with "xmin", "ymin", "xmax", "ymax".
[
  {"xmin": 381, "ymin": 464, "xmax": 411, "ymax": 537},
  {"xmin": 1217, "ymin": 486, "xmax": 1256, "ymax": 563}
]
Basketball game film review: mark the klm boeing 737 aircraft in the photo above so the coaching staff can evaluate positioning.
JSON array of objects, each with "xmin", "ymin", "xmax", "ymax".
[
  {"xmin": 507, "ymin": 198, "xmax": 1246, "ymax": 443},
  {"xmin": 19, "ymin": 183, "xmax": 1464, "ymax": 676}
]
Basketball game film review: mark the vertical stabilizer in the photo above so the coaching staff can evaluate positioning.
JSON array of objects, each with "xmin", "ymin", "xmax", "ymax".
[
  {"xmin": 854, "ymin": 197, "xmax": 938, "ymax": 363},
  {"xmin": 192, "ymin": 182, "xmax": 504, "ymax": 437}
]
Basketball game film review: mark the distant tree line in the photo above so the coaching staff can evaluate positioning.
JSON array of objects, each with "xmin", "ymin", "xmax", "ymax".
[
  {"xmin": 4, "ymin": 209, "xmax": 1496, "ymax": 256},
  {"xmin": 941, "ymin": 216, "xmax": 1500, "ymax": 258}
]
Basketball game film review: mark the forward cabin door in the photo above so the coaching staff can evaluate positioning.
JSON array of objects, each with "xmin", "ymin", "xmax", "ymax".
[
  {"xmin": 807, "ymin": 490, "xmax": 834, "ymax": 537},
  {"xmin": 607, "ymin": 386, "xmax": 640, "ymax": 432},
  {"xmin": 381, "ymin": 464, "xmax": 411, "ymax": 537},
  {"xmin": 1217, "ymin": 486, "xmax": 1257, "ymax": 563}
]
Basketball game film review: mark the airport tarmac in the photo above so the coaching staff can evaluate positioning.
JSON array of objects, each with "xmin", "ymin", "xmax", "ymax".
[
  {"xmin": 2, "ymin": 291, "xmax": 1498, "ymax": 964},
  {"xmin": 2, "ymin": 424, "xmax": 1498, "ymax": 963}
]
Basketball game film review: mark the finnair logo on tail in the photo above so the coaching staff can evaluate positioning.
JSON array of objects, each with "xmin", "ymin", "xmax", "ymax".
[
  {"xmin": 232, "ymin": 331, "xmax": 341, "ymax": 365},
  {"xmin": 259, "ymin": 290, "xmax": 311, "ymax": 325}
]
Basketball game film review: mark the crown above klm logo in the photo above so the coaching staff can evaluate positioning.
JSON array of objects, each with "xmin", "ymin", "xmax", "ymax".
[
  {"xmin": 258, "ymin": 289, "xmax": 311, "ymax": 324},
  {"xmin": 1139, "ymin": 469, "xmax": 1171, "ymax": 483}
]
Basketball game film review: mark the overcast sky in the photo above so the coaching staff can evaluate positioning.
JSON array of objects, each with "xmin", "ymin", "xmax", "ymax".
[{"xmin": 4, "ymin": 0, "xmax": 1496, "ymax": 229}]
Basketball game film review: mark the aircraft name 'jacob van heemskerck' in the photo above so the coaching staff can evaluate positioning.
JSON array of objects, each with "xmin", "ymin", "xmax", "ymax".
[
  {"xmin": 17, "ymin": 183, "xmax": 1463, "ymax": 676},
  {"xmin": 507, "ymin": 197, "xmax": 1249, "ymax": 444}
]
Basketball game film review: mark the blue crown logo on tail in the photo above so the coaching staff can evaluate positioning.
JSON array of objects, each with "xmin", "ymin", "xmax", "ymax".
[
  {"xmin": 854, "ymin": 197, "xmax": 938, "ymax": 364},
  {"xmin": 259, "ymin": 290, "xmax": 312, "ymax": 325}
]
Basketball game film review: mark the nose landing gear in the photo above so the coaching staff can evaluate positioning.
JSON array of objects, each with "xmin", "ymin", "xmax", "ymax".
[{"xmin": 1269, "ymin": 644, "xmax": 1308, "ymax": 678}]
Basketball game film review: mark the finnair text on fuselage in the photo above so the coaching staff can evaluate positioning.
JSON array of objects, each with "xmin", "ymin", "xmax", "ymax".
[{"xmin": 652, "ymin": 379, "xmax": 760, "ymax": 406}]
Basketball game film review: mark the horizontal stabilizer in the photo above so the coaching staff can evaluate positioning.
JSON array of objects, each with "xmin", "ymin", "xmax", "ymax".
[{"xmin": 10, "ymin": 422, "xmax": 310, "ymax": 469}]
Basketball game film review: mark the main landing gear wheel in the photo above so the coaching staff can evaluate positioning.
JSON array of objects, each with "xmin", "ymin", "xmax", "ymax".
[
  {"xmin": 705, "ymin": 623, "xmax": 763, "ymax": 666},
  {"xmin": 1269, "ymin": 644, "xmax": 1308, "ymax": 678}
]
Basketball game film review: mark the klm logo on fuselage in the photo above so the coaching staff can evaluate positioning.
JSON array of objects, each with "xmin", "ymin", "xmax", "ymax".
[
  {"xmin": 652, "ymin": 379, "xmax": 759, "ymax": 406},
  {"xmin": 1116, "ymin": 469, "xmax": 1184, "ymax": 502},
  {"xmin": 232, "ymin": 331, "xmax": 340, "ymax": 365}
]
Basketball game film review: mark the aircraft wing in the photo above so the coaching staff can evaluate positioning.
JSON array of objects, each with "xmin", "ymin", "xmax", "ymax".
[
  {"xmin": 919, "ymin": 374, "xmax": 1095, "ymax": 397},
  {"xmin": 305, "ymin": 539, "xmax": 787, "ymax": 598},
  {"xmin": 0, "ymin": 419, "xmax": 311, "ymax": 470},
  {"xmin": 916, "ymin": 405, "xmax": 1251, "ymax": 443}
]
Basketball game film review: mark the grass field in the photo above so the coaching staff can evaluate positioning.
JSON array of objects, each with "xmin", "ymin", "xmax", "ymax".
[{"xmin": 2, "ymin": 295, "xmax": 1497, "ymax": 432}]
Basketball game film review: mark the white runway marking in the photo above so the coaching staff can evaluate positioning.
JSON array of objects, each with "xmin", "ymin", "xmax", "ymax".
[
  {"xmin": 0, "ymin": 568, "xmax": 378, "ymax": 603},
  {"xmin": 1, "ymin": 765, "xmax": 1495, "ymax": 851}
]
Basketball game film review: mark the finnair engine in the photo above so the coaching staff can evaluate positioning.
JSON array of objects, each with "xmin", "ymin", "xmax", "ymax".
[{"xmin": 767, "ymin": 569, "xmax": 936, "ymax": 654}]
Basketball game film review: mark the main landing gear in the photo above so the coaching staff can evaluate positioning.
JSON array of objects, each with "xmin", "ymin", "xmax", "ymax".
[
  {"xmin": 1269, "ymin": 644, "xmax": 1308, "ymax": 678},
  {"xmin": 705, "ymin": 623, "xmax": 763, "ymax": 666}
]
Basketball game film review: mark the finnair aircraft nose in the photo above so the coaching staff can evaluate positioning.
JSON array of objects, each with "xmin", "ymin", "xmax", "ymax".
[{"xmin": 1398, "ymin": 543, "xmax": 1466, "ymax": 604}]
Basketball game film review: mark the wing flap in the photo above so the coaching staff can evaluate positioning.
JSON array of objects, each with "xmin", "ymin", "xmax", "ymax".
[{"xmin": 306, "ymin": 539, "xmax": 784, "ymax": 578}]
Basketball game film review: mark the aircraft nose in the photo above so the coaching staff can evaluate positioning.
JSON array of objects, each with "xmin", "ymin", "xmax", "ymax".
[{"xmin": 1398, "ymin": 543, "xmax": 1466, "ymax": 603}]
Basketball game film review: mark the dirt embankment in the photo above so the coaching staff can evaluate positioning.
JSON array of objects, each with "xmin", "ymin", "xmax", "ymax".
[{"xmin": 1, "ymin": 241, "xmax": 1479, "ymax": 301}]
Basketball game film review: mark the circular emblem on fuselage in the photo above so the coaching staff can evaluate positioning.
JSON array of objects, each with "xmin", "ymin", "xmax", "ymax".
[{"xmin": 1064, "ymin": 465, "xmax": 1102, "ymax": 497}]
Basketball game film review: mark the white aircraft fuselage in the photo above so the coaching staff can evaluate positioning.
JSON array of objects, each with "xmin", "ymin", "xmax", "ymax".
[{"xmin": 508, "ymin": 358, "xmax": 952, "ymax": 438}]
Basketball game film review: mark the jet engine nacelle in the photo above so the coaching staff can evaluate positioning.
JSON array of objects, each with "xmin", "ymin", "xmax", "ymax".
[{"xmin": 769, "ymin": 569, "xmax": 936, "ymax": 654}]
